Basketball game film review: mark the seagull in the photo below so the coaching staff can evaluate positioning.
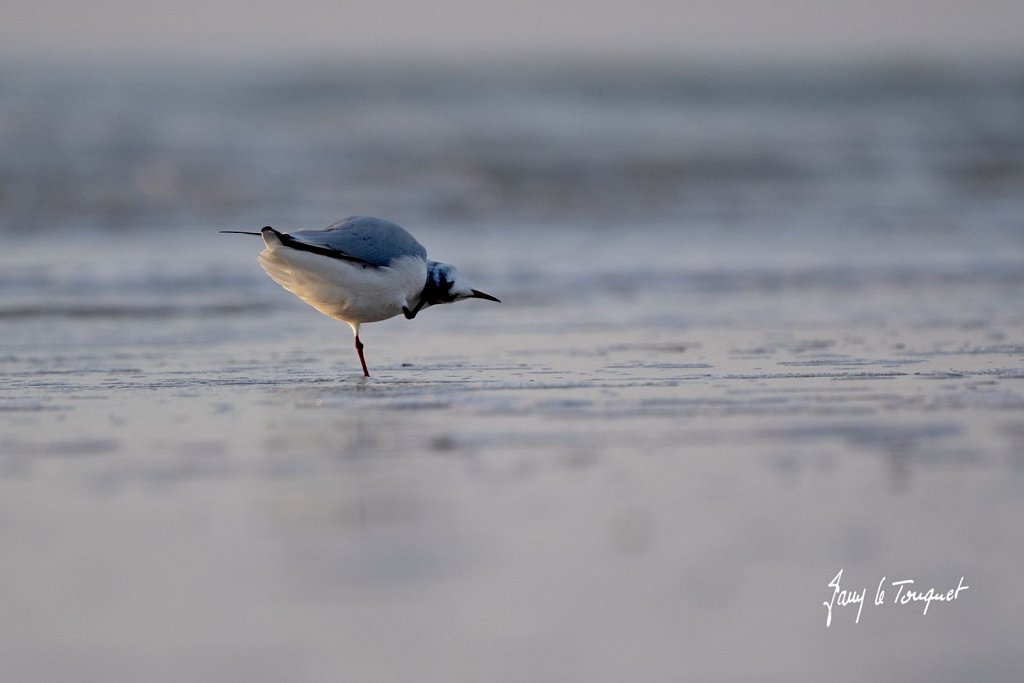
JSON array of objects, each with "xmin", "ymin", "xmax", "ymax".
[{"xmin": 223, "ymin": 216, "xmax": 499, "ymax": 377}]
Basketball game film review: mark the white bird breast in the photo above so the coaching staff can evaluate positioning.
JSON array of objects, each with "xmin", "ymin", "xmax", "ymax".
[{"xmin": 258, "ymin": 245, "xmax": 428, "ymax": 324}]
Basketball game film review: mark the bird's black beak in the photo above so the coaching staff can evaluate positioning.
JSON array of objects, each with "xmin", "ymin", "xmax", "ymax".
[{"xmin": 470, "ymin": 289, "xmax": 501, "ymax": 303}]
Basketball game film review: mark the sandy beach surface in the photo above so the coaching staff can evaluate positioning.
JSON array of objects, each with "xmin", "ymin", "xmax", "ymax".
[
  {"xmin": 3, "ymin": 220, "xmax": 1023, "ymax": 682},
  {"xmin": 2, "ymin": 65, "xmax": 1023, "ymax": 680}
]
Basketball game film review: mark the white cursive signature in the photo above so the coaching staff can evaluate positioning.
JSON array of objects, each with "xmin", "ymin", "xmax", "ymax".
[{"xmin": 824, "ymin": 569, "xmax": 969, "ymax": 627}]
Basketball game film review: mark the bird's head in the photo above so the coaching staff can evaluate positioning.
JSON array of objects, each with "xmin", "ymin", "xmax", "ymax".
[{"xmin": 422, "ymin": 261, "xmax": 500, "ymax": 308}]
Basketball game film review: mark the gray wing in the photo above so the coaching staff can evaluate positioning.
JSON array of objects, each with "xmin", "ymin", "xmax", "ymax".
[{"xmin": 288, "ymin": 216, "xmax": 427, "ymax": 267}]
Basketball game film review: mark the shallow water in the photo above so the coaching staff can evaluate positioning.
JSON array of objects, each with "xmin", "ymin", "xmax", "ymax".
[{"xmin": 2, "ymin": 64, "xmax": 1024, "ymax": 681}]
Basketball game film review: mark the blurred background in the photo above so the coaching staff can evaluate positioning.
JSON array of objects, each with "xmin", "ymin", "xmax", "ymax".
[
  {"xmin": 2, "ymin": 3, "xmax": 1024, "ymax": 682},
  {"xmin": 1, "ymin": 0, "xmax": 1022, "ymax": 240}
]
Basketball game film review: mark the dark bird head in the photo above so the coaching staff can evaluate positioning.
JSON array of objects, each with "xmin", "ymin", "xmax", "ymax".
[{"xmin": 421, "ymin": 261, "xmax": 500, "ymax": 308}]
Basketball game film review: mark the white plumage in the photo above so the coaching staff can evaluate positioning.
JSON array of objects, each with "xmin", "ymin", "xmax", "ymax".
[
  {"xmin": 258, "ymin": 232, "xmax": 427, "ymax": 324},
  {"xmin": 224, "ymin": 216, "xmax": 499, "ymax": 377}
]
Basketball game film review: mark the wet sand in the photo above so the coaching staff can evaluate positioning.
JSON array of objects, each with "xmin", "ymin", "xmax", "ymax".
[{"xmin": 2, "ymin": 225, "xmax": 1023, "ymax": 681}]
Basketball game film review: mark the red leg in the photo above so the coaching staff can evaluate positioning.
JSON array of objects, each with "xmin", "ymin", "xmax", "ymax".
[{"xmin": 354, "ymin": 333, "xmax": 370, "ymax": 377}]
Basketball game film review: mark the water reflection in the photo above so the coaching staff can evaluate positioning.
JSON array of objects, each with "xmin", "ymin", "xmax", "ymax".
[{"xmin": 0, "ymin": 62, "xmax": 1022, "ymax": 681}]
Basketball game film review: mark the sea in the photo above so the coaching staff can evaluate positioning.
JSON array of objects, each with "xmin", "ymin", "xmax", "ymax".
[{"xmin": 1, "ymin": 61, "xmax": 1023, "ymax": 681}]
